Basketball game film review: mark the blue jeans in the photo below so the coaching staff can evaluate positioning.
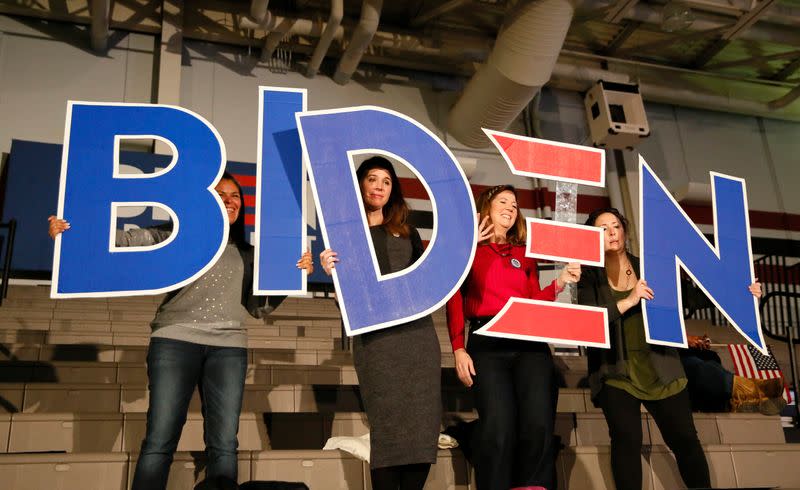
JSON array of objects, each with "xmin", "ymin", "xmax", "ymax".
[{"xmin": 131, "ymin": 338, "xmax": 247, "ymax": 490}]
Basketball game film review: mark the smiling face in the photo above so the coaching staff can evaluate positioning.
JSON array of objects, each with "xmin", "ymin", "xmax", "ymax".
[
  {"xmin": 488, "ymin": 190, "xmax": 518, "ymax": 236},
  {"xmin": 216, "ymin": 178, "xmax": 241, "ymax": 225},
  {"xmin": 359, "ymin": 168, "xmax": 392, "ymax": 212},
  {"xmin": 594, "ymin": 212, "xmax": 626, "ymax": 254}
]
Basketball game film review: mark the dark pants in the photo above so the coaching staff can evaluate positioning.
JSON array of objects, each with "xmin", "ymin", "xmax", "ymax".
[
  {"xmin": 132, "ymin": 338, "xmax": 248, "ymax": 490},
  {"xmin": 370, "ymin": 463, "xmax": 431, "ymax": 490},
  {"xmin": 681, "ymin": 349, "xmax": 733, "ymax": 412},
  {"xmin": 597, "ymin": 385, "xmax": 711, "ymax": 490},
  {"xmin": 468, "ymin": 324, "xmax": 558, "ymax": 490}
]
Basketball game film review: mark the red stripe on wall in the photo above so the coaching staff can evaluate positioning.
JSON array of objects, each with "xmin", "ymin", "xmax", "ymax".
[
  {"xmin": 248, "ymin": 173, "xmax": 799, "ymax": 233},
  {"xmin": 680, "ymin": 204, "xmax": 800, "ymax": 232},
  {"xmin": 399, "ymin": 179, "xmax": 611, "ymax": 215},
  {"xmin": 231, "ymin": 174, "xmax": 257, "ymax": 187},
  {"xmin": 402, "ymin": 178, "xmax": 800, "ymax": 232}
]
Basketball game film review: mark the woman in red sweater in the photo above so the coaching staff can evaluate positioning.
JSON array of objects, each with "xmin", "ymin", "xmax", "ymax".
[{"xmin": 446, "ymin": 184, "xmax": 580, "ymax": 490}]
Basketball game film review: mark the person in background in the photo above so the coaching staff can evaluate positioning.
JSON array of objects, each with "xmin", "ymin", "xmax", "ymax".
[
  {"xmin": 319, "ymin": 156, "xmax": 440, "ymax": 490},
  {"xmin": 446, "ymin": 184, "xmax": 581, "ymax": 490},
  {"xmin": 681, "ymin": 331, "xmax": 785, "ymax": 414},
  {"xmin": 49, "ymin": 172, "xmax": 313, "ymax": 490}
]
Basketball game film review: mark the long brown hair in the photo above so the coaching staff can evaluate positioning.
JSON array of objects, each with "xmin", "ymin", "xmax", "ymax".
[
  {"xmin": 356, "ymin": 156, "xmax": 410, "ymax": 238},
  {"xmin": 475, "ymin": 184, "xmax": 526, "ymax": 246},
  {"xmin": 220, "ymin": 171, "xmax": 247, "ymax": 247}
]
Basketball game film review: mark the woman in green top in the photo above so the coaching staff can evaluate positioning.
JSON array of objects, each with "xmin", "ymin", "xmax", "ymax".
[{"xmin": 577, "ymin": 207, "xmax": 710, "ymax": 490}]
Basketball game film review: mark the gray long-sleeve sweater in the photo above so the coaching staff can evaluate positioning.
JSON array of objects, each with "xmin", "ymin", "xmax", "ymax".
[{"xmin": 116, "ymin": 228, "xmax": 249, "ymax": 348}]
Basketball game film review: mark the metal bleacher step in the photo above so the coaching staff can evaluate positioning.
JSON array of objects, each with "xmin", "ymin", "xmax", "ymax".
[
  {"xmin": 0, "ymin": 449, "xmax": 467, "ymax": 490},
  {"xmin": 2, "ymin": 381, "xmax": 596, "ymax": 415},
  {"xmin": 0, "ymin": 452, "xmax": 129, "ymax": 490},
  {"xmin": 1, "ymin": 444, "xmax": 798, "ymax": 490},
  {"xmin": 0, "ymin": 343, "xmax": 358, "ymax": 364},
  {"xmin": 1, "ymin": 404, "xmax": 786, "ymax": 454}
]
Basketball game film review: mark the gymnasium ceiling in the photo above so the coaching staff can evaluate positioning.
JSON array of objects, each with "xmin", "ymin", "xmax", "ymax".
[{"xmin": 1, "ymin": 0, "xmax": 799, "ymax": 117}]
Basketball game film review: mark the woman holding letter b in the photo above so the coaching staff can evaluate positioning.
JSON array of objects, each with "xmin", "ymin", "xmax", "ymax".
[{"xmin": 49, "ymin": 172, "xmax": 313, "ymax": 490}]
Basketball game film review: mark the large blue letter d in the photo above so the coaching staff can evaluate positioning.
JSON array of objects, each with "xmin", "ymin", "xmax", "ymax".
[{"xmin": 298, "ymin": 107, "xmax": 476, "ymax": 335}]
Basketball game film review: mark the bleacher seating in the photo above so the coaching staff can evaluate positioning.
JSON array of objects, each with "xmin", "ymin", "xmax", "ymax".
[{"xmin": 0, "ymin": 285, "xmax": 798, "ymax": 489}]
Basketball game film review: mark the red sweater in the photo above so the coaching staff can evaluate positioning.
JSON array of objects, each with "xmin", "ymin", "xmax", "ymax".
[{"xmin": 446, "ymin": 243, "xmax": 559, "ymax": 351}]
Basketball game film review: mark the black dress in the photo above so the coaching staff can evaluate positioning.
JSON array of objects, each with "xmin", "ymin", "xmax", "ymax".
[{"xmin": 352, "ymin": 226, "xmax": 442, "ymax": 469}]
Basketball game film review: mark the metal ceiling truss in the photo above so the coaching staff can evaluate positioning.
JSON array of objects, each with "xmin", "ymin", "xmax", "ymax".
[
  {"xmin": 410, "ymin": 0, "xmax": 470, "ymax": 26},
  {"xmin": 771, "ymin": 57, "xmax": 800, "ymax": 82},
  {"xmin": 602, "ymin": 19, "xmax": 641, "ymax": 55},
  {"xmin": 612, "ymin": 24, "xmax": 729, "ymax": 58},
  {"xmin": 706, "ymin": 48, "xmax": 800, "ymax": 70},
  {"xmin": 691, "ymin": 0, "xmax": 780, "ymax": 67},
  {"xmin": 0, "ymin": 0, "xmax": 798, "ymax": 118},
  {"xmin": 603, "ymin": 0, "xmax": 639, "ymax": 24}
]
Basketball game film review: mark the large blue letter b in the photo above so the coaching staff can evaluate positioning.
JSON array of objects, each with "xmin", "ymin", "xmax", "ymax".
[{"xmin": 52, "ymin": 102, "xmax": 228, "ymax": 297}]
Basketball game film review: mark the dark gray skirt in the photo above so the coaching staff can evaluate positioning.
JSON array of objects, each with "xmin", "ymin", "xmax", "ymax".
[{"xmin": 353, "ymin": 316, "xmax": 442, "ymax": 468}]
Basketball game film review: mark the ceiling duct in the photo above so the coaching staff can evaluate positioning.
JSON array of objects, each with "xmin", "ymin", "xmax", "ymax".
[
  {"xmin": 90, "ymin": 0, "xmax": 110, "ymax": 53},
  {"xmin": 250, "ymin": 0, "xmax": 270, "ymax": 24},
  {"xmin": 333, "ymin": 0, "xmax": 383, "ymax": 85},
  {"xmin": 447, "ymin": 0, "xmax": 577, "ymax": 148},
  {"xmin": 307, "ymin": 0, "xmax": 344, "ymax": 78}
]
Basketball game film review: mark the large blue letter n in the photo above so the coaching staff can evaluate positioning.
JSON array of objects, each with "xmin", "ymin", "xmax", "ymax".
[
  {"xmin": 52, "ymin": 102, "xmax": 228, "ymax": 298},
  {"xmin": 640, "ymin": 157, "xmax": 766, "ymax": 354}
]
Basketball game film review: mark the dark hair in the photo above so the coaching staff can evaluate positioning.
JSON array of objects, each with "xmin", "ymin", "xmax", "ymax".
[
  {"xmin": 475, "ymin": 184, "xmax": 526, "ymax": 246},
  {"xmin": 584, "ymin": 207, "xmax": 628, "ymax": 232},
  {"xmin": 220, "ymin": 171, "xmax": 247, "ymax": 246},
  {"xmin": 356, "ymin": 156, "xmax": 410, "ymax": 238}
]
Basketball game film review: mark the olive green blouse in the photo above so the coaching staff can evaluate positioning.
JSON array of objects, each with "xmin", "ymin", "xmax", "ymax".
[{"xmin": 604, "ymin": 288, "xmax": 688, "ymax": 400}]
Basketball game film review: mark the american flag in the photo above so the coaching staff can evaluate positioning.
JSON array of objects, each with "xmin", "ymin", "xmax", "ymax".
[{"xmin": 727, "ymin": 344, "xmax": 794, "ymax": 404}]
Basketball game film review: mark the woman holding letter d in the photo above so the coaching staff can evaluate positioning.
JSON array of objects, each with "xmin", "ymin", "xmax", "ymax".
[{"xmin": 320, "ymin": 156, "xmax": 440, "ymax": 490}]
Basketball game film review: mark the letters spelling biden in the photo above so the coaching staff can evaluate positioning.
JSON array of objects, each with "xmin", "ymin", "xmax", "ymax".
[{"xmin": 51, "ymin": 87, "xmax": 765, "ymax": 353}]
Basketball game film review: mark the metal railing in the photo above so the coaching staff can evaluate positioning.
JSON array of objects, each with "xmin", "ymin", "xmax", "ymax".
[
  {"xmin": 760, "ymin": 291, "xmax": 800, "ymax": 426},
  {"xmin": 0, "ymin": 220, "xmax": 17, "ymax": 307},
  {"xmin": 682, "ymin": 254, "xmax": 800, "ymax": 338},
  {"xmin": 754, "ymin": 254, "xmax": 800, "ymax": 339}
]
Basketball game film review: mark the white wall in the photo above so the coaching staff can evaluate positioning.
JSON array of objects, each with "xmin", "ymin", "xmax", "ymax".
[
  {"xmin": 0, "ymin": 16, "xmax": 154, "ymax": 155},
  {"xmin": 629, "ymin": 102, "xmax": 800, "ymax": 242}
]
